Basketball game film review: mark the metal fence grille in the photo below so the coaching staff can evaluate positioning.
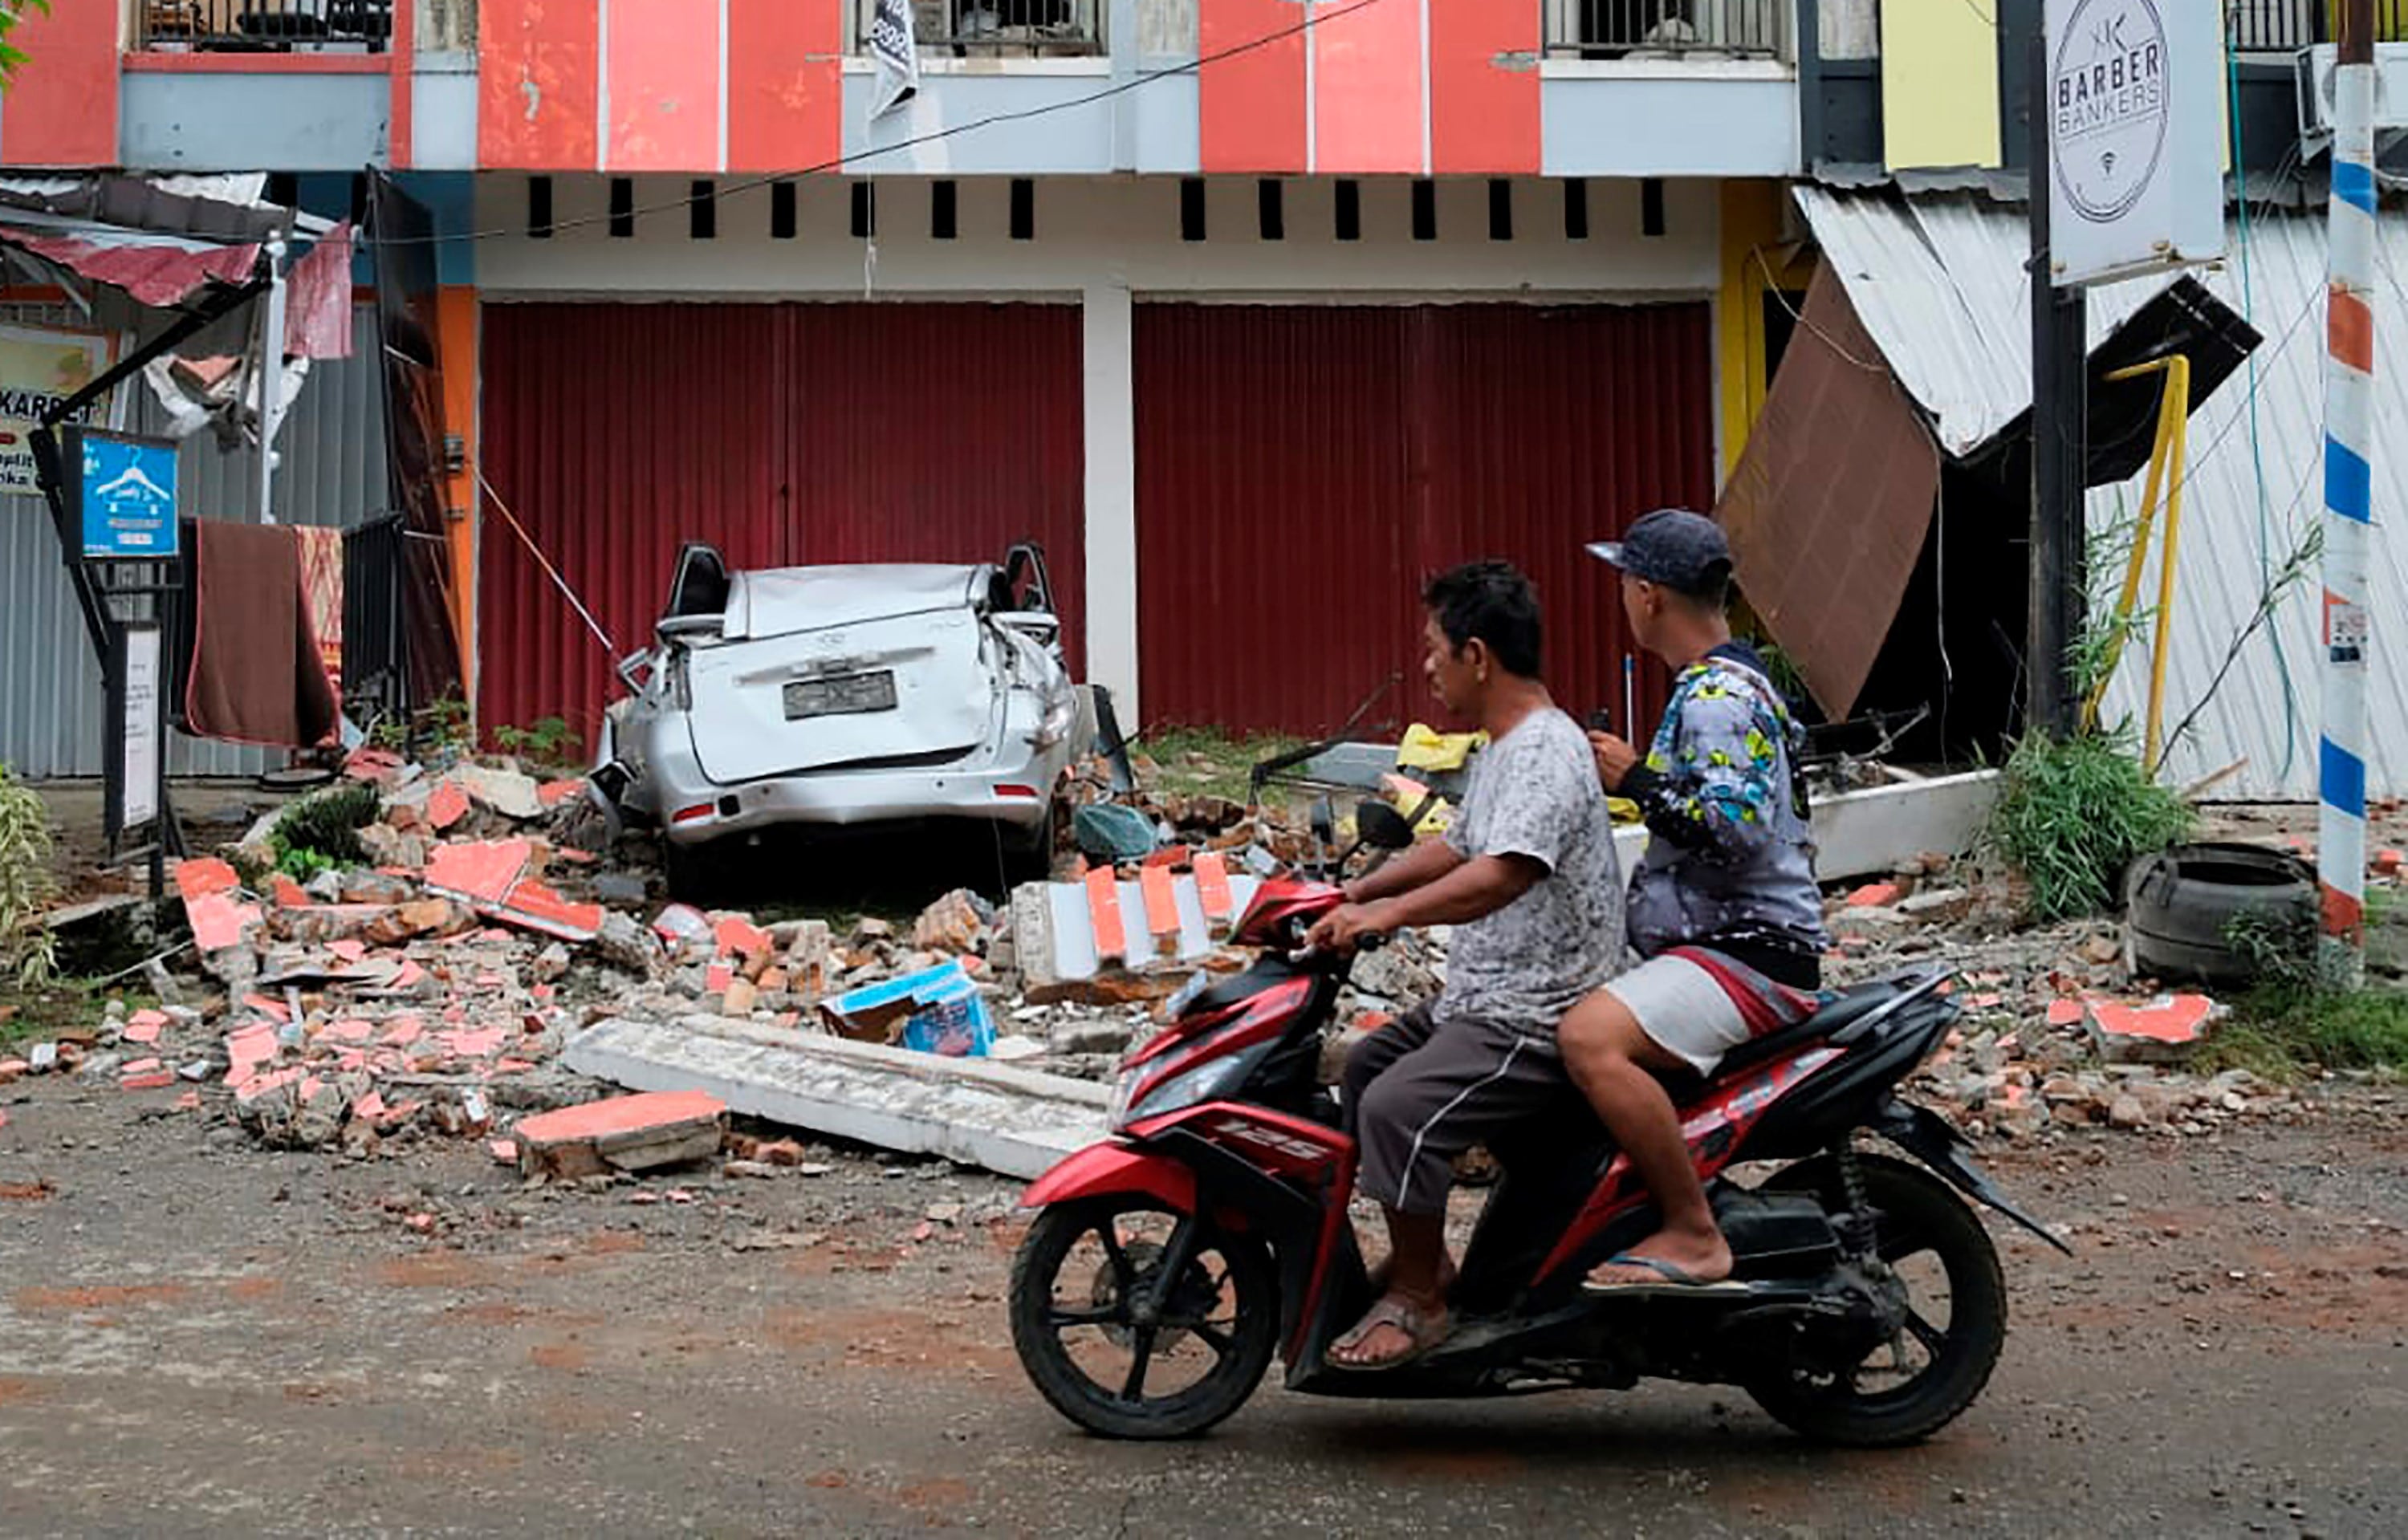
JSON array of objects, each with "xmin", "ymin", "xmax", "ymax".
[
  {"xmin": 853, "ymin": 0, "xmax": 1104, "ymax": 59},
  {"xmin": 343, "ymin": 513, "xmax": 412, "ymax": 736},
  {"xmin": 2228, "ymin": 1, "xmax": 2408, "ymax": 51},
  {"xmin": 136, "ymin": 0, "xmax": 394, "ymax": 53},
  {"xmin": 1544, "ymin": 0, "xmax": 1792, "ymax": 59}
]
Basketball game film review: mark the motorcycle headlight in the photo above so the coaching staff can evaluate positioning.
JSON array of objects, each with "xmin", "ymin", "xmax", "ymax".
[{"xmin": 1110, "ymin": 1052, "xmax": 1251, "ymax": 1131}]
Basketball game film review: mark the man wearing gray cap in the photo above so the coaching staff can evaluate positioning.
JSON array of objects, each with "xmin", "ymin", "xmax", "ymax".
[{"xmin": 1565, "ymin": 508, "xmax": 1829, "ymax": 1292}]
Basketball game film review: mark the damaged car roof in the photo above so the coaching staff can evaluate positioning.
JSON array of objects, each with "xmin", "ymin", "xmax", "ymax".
[{"xmin": 722, "ymin": 564, "xmax": 986, "ymax": 641}]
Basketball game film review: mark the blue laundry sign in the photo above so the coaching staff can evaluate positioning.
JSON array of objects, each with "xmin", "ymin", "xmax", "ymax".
[{"xmin": 78, "ymin": 430, "xmax": 180, "ymax": 559}]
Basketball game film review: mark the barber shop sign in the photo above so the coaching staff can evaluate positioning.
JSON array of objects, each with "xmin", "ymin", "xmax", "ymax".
[{"xmin": 2044, "ymin": 0, "xmax": 2224, "ymax": 287}]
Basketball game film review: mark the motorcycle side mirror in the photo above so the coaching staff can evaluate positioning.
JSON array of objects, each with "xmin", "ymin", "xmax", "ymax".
[
  {"xmin": 1354, "ymin": 798, "xmax": 1414, "ymax": 851},
  {"xmin": 1309, "ymin": 798, "xmax": 1336, "ymax": 847}
]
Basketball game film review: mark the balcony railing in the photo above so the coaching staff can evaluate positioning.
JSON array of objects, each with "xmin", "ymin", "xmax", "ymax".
[
  {"xmin": 1544, "ymin": 0, "xmax": 1791, "ymax": 60},
  {"xmin": 854, "ymin": 0, "xmax": 1104, "ymax": 60},
  {"xmin": 137, "ymin": 0, "xmax": 393, "ymax": 54},
  {"xmin": 2229, "ymin": 1, "xmax": 2408, "ymax": 51}
]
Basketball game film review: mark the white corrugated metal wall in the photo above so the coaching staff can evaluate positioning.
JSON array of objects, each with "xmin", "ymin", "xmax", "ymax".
[
  {"xmin": 0, "ymin": 304, "xmax": 388, "ymax": 778},
  {"xmin": 1796, "ymin": 189, "xmax": 2408, "ymax": 803}
]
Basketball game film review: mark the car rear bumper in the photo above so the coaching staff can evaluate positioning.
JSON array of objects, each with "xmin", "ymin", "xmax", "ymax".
[{"xmin": 655, "ymin": 750, "xmax": 1067, "ymax": 847}]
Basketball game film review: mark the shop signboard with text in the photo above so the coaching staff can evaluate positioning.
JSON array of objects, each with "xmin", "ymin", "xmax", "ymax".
[
  {"xmin": 0, "ymin": 323, "xmax": 120, "ymax": 495},
  {"xmin": 2045, "ymin": 0, "xmax": 2226, "ymax": 287}
]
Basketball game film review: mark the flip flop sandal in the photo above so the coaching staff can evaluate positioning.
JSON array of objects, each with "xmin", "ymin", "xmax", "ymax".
[
  {"xmin": 1327, "ymin": 1295, "xmax": 1450, "ymax": 1372},
  {"xmin": 1580, "ymin": 1253, "xmax": 1751, "ymax": 1296}
]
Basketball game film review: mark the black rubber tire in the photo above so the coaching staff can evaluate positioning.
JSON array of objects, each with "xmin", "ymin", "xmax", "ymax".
[
  {"xmin": 1747, "ymin": 1154, "xmax": 2008, "ymax": 1448},
  {"xmin": 662, "ymin": 837, "xmax": 723, "ymax": 904},
  {"xmin": 1010, "ymin": 1199, "xmax": 1279, "ymax": 1440},
  {"xmin": 1001, "ymin": 807, "xmax": 1058, "ymax": 888},
  {"xmin": 2125, "ymin": 843, "xmax": 2316, "ymax": 985}
]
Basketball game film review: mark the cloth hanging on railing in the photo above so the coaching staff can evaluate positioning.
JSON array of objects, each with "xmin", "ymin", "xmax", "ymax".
[{"xmin": 183, "ymin": 518, "xmax": 339, "ymax": 749}]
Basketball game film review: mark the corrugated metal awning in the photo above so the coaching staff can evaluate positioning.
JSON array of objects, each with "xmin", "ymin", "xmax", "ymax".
[
  {"xmin": 1793, "ymin": 188, "xmax": 2408, "ymax": 803},
  {"xmin": 1791, "ymin": 186, "xmax": 2204, "ymax": 457}
]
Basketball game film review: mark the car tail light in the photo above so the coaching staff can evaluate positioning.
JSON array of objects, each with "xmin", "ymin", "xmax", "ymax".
[
  {"xmin": 672, "ymin": 803, "xmax": 714, "ymax": 825},
  {"xmin": 1033, "ymin": 693, "xmax": 1077, "ymax": 749},
  {"xmin": 994, "ymin": 784, "xmax": 1041, "ymax": 800}
]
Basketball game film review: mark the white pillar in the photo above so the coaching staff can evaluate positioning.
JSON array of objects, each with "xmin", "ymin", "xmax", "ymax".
[
  {"xmin": 1082, "ymin": 278, "xmax": 1140, "ymax": 721},
  {"xmin": 256, "ymin": 239, "xmax": 288, "ymax": 525}
]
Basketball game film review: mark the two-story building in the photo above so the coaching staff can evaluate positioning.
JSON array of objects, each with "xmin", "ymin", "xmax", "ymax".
[
  {"xmin": 2, "ymin": 0, "xmax": 1828, "ymax": 768},
  {"xmin": 3, "ymin": 2, "xmax": 2396, "ymax": 803}
]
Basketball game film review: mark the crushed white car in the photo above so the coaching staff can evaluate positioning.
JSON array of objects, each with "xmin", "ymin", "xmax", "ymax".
[{"xmin": 591, "ymin": 542, "xmax": 1085, "ymax": 894}]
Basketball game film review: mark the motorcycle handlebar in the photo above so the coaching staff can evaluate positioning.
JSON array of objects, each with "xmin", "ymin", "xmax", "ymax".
[{"xmin": 1291, "ymin": 930, "xmax": 1387, "ymax": 966}]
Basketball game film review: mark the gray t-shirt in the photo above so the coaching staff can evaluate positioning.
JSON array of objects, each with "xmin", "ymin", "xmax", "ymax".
[{"xmin": 1435, "ymin": 706, "xmax": 1625, "ymax": 1039}]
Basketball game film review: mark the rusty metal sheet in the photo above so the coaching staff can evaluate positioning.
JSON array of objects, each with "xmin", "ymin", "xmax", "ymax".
[{"xmin": 1716, "ymin": 266, "xmax": 1939, "ymax": 721}]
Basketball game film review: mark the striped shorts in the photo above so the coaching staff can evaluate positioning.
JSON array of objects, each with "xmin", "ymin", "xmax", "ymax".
[
  {"xmin": 1602, "ymin": 946, "xmax": 1818, "ymax": 1076},
  {"xmin": 1343, "ymin": 1006, "xmax": 1568, "ymax": 1217}
]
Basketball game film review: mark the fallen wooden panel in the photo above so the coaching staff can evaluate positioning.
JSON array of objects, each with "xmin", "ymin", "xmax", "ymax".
[{"xmin": 563, "ymin": 1016, "xmax": 1110, "ymax": 1181}]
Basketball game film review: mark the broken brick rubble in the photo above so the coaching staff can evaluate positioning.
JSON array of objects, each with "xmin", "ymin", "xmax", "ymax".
[{"xmin": 511, "ymin": 1090, "xmax": 728, "ymax": 1180}]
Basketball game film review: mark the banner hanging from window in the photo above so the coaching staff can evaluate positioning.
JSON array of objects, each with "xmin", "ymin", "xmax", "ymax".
[{"xmin": 870, "ymin": 0, "xmax": 920, "ymax": 119}]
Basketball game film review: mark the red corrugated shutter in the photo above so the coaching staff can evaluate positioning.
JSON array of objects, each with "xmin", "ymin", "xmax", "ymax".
[
  {"xmin": 481, "ymin": 304, "xmax": 790, "ymax": 746},
  {"xmin": 1134, "ymin": 302, "xmax": 1715, "ymax": 738},
  {"xmin": 478, "ymin": 302, "xmax": 1084, "ymax": 744},
  {"xmin": 1133, "ymin": 305, "xmax": 1417, "ymax": 734},
  {"xmin": 782, "ymin": 303, "xmax": 1085, "ymax": 663}
]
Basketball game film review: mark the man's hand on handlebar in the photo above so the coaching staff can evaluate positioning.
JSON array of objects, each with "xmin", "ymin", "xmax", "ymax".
[{"xmin": 1304, "ymin": 901, "xmax": 1391, "ymax": 954}]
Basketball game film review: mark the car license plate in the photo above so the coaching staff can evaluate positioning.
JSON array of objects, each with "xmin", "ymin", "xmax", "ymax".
[{"xmin": 783, "ymin": 670, "xmax": 897, "ymax": 720}]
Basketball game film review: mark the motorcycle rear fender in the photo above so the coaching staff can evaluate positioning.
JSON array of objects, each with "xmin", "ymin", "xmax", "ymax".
[{"xmin": 1871, "ymin": 1098, "xmax": 2073, "ymax": 1255}]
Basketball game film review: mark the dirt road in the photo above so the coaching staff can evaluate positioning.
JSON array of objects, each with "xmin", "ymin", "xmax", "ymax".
[{"xmin": 2, "ymin": 1080, "xmax": 2402, "ymax": 1538}]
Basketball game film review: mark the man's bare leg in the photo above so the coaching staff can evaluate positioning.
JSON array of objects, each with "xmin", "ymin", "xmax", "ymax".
[
  {"xmin": 1560, "ymin": 989, "xmax": 1732, "ymax": 1286},
  {"xmin": 1328, "ymin": 1209, "xmax": 1451, "ymax": 1367}
]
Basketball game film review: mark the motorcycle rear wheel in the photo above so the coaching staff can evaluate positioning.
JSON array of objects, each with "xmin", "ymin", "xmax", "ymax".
[
  {"xmin": 1010, "ymin": 1198, "xmax": 1279, "ymax": 1440},
  {"xmin": 1746, "ymin": 1152, "xmax": 2008, "ymax": 1448}
]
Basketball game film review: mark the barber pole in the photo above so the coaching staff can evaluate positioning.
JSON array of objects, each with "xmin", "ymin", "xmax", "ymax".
[{"xmin": 2320, "ymin": 0, "xmax": 2378, "ymax": 984}]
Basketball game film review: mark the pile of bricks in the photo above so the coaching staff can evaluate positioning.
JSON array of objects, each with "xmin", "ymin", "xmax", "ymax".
[{"xmin": 2, "ymin": 750, "xmax": 673, "ymax": 1154}]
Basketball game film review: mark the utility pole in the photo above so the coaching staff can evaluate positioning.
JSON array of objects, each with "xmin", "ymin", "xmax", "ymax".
[
  {"xmin": 2321, "ymin": 0, "xmax": 2377, "ymax": 985},
  {"xmin": 2028, "ymin": 18, "xmax": 2087, "ymax": 739}
]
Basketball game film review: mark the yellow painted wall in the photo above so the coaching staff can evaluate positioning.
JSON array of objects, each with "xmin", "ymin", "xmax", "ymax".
[
  {"xmin": 1718, "ymin": 180, "xmax": 1816, "ymax": 485},
  {"xmin": 1881, "ymin": 0, "xmax": 2002, "ymax": 171}
]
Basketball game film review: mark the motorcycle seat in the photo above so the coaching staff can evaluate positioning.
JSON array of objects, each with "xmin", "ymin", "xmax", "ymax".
[{"xmin": 1657, "ymin": 977, "xmax": 1914, "ymax": 1103}]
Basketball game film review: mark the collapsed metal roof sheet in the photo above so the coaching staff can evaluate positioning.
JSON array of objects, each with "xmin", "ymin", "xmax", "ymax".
[
  {"xmin": 1795, "ymin": 186, "xmax": 2408, "ymax": 801},
  {"xmin": 0, "ymin": 173, "xmax": 316, "ymax": 245},
  {"xmin": 0, "ymin": 224, "xmax": 261, "ymax": 308}
]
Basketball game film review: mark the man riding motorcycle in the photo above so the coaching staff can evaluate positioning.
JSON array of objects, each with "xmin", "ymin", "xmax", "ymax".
[{"xmin": 1304, "ymin": 561, "xmax": 1623, "ymax": 1370}]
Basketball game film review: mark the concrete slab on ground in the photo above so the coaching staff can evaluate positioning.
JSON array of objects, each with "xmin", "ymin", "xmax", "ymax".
[{"xmin": 563, "ymin": 1016, "xmax": 1110, "ymax": 1180}]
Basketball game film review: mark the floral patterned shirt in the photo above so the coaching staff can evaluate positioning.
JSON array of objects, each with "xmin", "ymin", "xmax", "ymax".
[{"xmin": 1622, "ymin": 645, "xmax": 1828, "ymax": 969}]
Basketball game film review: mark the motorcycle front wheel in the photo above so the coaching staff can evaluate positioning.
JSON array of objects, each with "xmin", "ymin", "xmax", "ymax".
[
  {"xmin": 1746, "ymin": 1152, "xmax": 2010, "ymax": 1448},
  {"xmin": 1009, "ymin": 1198, "xmax": 1279, "ymax": 1440}
]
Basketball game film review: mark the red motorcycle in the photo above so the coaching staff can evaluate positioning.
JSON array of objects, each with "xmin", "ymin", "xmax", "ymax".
[{"xmin": 1009, "ymin": 803, "xmax": 2068, "ymax": 1444}]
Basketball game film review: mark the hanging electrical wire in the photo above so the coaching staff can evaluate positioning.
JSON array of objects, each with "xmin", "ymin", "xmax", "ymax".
[{"xmin": 2230, "ymin": 17, "xmax": 2302, "ymax": 780}]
